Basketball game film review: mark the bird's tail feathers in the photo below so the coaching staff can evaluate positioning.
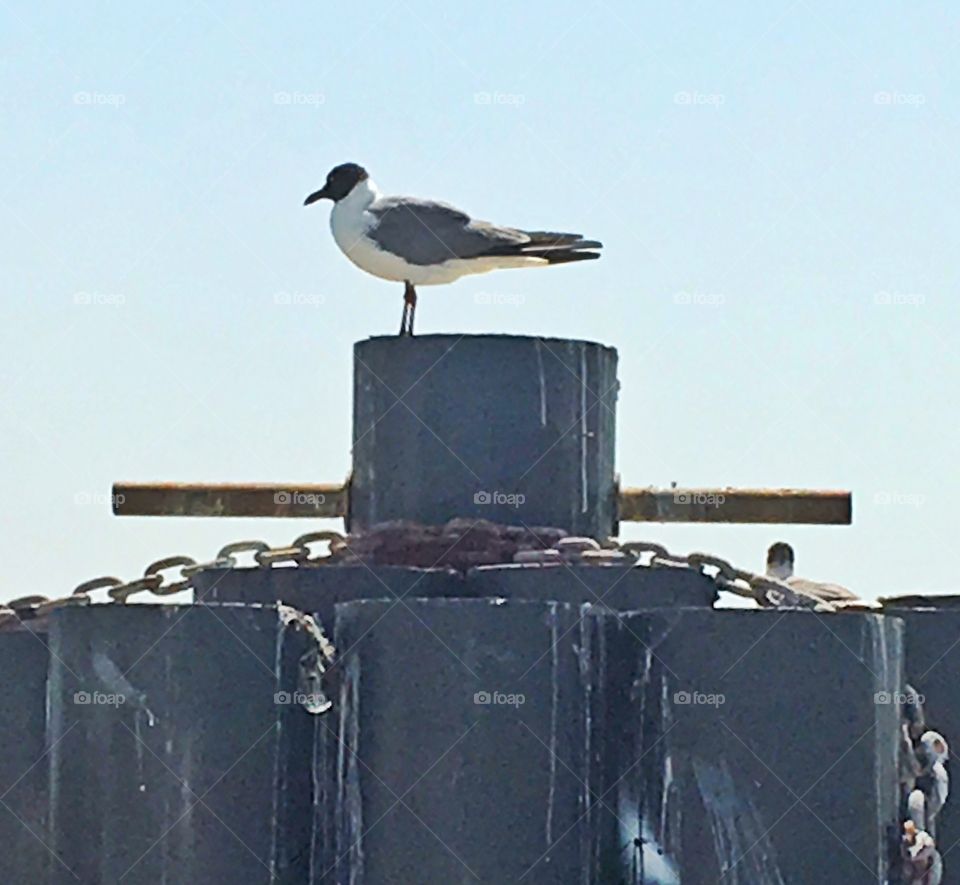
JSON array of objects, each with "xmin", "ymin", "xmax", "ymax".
[
  {"xmin": 482, "ymin": 233, "xmax": 603, "ymax": 260},
  {"xmin": 522, "ymin": 230, "xmax": 587, "ymax": 246},
  {"xmin": 528, "ymin": 239, "xmax": 603, "ymax": 252},
  {"xmin": 525, "ymin": 248, "xmax": 601, "ymax": 265}
]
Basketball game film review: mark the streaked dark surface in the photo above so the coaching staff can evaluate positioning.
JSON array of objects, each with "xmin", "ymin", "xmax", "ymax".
[
  {"xmin": 350, "ymin": 335, "xmax": 619, "ymax": 537},
  {"xmin": 193, "ymin": 559, "xmax": 717, "ymax": 625},
  {"xmin": 584, "ymin": 608, "xmax": 902, "ymax": 884},
  {"xmin": 0, "ymin": 632, "xmax": 50, "ymax": 884},
  {"xmin": 329, "ymin": 598, "xmax": 584, "ymax": 884},
  {"xmin": 46, "ymin": 605, "xmax": 316, "ymax": 884},
  {"xmin": 881, "ymin": 601, "xmax": 960, "ymax": 861}
]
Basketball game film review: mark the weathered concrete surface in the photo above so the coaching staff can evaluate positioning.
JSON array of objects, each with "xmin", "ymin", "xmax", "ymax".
[
  {"xmin": 195, "ymin": 564, "xmax": 464, "ymax": 628},
  {"xmin": 470, "ymin": 562, "xmax": 717, "ymax": 610},
  {"xmin": 0, "ymin": 631, "xmax": 50, "ymax": 884},
  {"xmin": 881, "ymin": 601, "xmax": 960, "ymax": 863},
  {"xmin": 46, "ymin": 604, "xmax": 318, "ymax": 884},
  {"xmin": 328, "ymin": 598, "xmax": 584, "ymax": 884},
  {"xmin": 351, "ymin": 335, "xmax": 619, "ymax": 537},
  {"xmin": 194, "ymin": 559, "xmax": 716, "ymax": 630},
  {"xmin": 583, "ymin": 608, "xmax": 902, "ymax": 884}
]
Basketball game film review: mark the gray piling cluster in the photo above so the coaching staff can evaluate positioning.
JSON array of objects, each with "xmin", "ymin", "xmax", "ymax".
[{"xmin": 0, "ymin": 335, "xmax": 947, "ymax": 883}]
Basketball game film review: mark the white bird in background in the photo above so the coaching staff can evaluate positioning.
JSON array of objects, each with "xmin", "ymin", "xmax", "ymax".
[
  {"xmin": 304, "ymin": 163, "xmax": 603, "ymax": 335},
  {"xmin": 911, "ymin": 731, "xmax": 950, "ymax": 826},
  {"xmin": 765, "ymin": 542, "xmax": 863, "ymax": 606},
  {"xmin": 908, "ymin": 764, "xmax": 949, "ymax": 832},
  {"xmin": 916, "ymin": 731, "xmax": 950, "ymax": 770},
  {"xmin": 902, "ymin": 822, "xmax": 943, "ymax": 885}
]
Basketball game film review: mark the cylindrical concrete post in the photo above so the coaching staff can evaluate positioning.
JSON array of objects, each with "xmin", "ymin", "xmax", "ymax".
[
  {"xmin": 582, "ymin": 608, "xmax": 902, "ymax": 884},
  {"xmin": 882, "ymin": 598, "xmax": 960, "ymax": 860},
  {"xmin": 46, "ymin": 605, "xmax": 318, "ymax": 885},
  {"xmin": 350, "ymin": 335, "xmax": 618, "ymax": 537},
  {"xmin": 0, "ymin": 632, "xmax": 50, "ymax": 884},
  {"xmin": 329, "ymin": 598, "xmax": 585, "ymax": 884}
]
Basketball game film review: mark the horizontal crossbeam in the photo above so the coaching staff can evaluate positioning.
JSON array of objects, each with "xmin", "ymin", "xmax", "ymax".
[
  {"xmin": 112, "ymin": 482, "xmax": 851, "ymax": 525},
  {"xmin": 113, "ymin": 482, "xmax": 347, "ymax": 519},
  {"xmin": 618, "ymin": 486, "xmax": 851, "ymax": 524}
]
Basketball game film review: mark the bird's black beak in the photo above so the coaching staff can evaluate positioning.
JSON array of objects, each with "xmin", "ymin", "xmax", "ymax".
[{"xmin": 304, "ymin": 187, "xmax": 329, "ymax": 206}]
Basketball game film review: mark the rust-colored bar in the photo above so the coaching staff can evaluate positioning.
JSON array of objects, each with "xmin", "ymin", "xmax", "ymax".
[
  {"xmin": 112, "ymin": 482, "xmax": 347, "ymax": 519},
  {"xmin": 113, "ymin": 482, "xmax": 851, "ymax": 525},
  {"xmin": 618, "ymin": 487, "xmax": 852, "ymax": 525}
]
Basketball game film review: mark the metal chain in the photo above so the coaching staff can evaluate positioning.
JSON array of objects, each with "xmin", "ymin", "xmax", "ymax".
[
  {"xmin": 5, "ymin": 528, "xmax": 835, "ymax": 616},
  {"xmin": 68, "ymin": 531, "xmax": 347, "ymax": 606},
  {"xmin": 0, "ymin": 588, "xmax": 91, "ymax": 630},
  {"xmin": 618, "ymin": 541, "xmax": 827, "ymax": 609}
]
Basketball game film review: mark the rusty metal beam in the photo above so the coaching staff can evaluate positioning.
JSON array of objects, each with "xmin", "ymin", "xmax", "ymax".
[
  {"xmin": 113, "ymin": 482, "xmax": 851, "ymax": 525},
  {"xmin": 112, "ymin": 482, "xmax": 346, "ymax": 519},
  {"xmin": 618, "ymin": 487, "xmax": 852, "ymax": 525}
]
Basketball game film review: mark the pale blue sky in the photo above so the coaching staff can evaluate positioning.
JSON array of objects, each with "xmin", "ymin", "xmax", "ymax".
[{"xmin": 1, "ymin": 1, "xmax": 956, "ymax": 603}]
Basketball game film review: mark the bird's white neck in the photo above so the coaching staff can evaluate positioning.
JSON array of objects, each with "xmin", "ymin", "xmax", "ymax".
[
  {"xmin": 328, "ymin": 177, "xmax": 384, "ymax": 258},
  {"xmin": 339, "ymin": 177, "xmax": 380, "ymax": 212},
  {"xmin": 766, "ymin": 561, "xmax": 793, "ymax": 580}
]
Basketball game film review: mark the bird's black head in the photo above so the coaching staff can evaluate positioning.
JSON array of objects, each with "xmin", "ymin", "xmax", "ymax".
[
  {"xmin": 304, "ymin": 163, "xmax": 369, "ymax": 205},
  {"xmin": 766, "ymin": 541, "xmax": 795, "ymax": 570}
]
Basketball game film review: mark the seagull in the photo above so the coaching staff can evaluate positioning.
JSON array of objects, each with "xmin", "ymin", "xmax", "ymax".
[
  {"xmin": 765, "ymin": 542, "xmax": 863, "ymax": 606},
  {"xmin": 908, "ymin": 762, "xmax": 949, "ymax": 831},
  {"xmin": 304, "ymin": 163, "xmax": 603, "ymax": 335},
  {"xmin": 902, "ymin": 822, "xmax": 943, "ymax": 885},
  {"xmin": 916, "ymin": 731, "xmax": 950, "ymax": 774}
]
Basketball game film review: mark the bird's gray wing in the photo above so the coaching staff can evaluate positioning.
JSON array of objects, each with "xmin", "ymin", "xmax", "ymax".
[
  {"xmin": 787, "ymin": 577, "xmax": 860, "ymax": 603},
  {"xmin": 368, "ymin": 197, "xmax": 530, "ymax": 265}
]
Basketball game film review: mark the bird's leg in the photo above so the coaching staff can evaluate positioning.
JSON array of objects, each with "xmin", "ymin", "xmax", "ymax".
[
  {"xmin": 407, "ymin": 283, "xmax": 417, "ymax": 335},
  {"xmin": 400, "ymin": 281, "xmax": 417, "ymax": 336},
  {"xmin": 399, "ymin": 282, "xmax": 410, "ymax": 335}
]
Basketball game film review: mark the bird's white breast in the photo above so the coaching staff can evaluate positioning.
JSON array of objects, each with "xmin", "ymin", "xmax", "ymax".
[{"xmin": 329, "ymin": 180, "xmax": 411, "ymax": 282}]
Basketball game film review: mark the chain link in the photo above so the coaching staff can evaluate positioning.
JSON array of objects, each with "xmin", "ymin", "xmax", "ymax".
[
  {"xmin": 685, "ymin": 552, "xmax": 740, "ymax": 582},
  {"xmin": 216, "ymin": 540, "xmax": 270, "ymax": 567},
  {"xmin": 181, "ymin": 556, "xmax": 235, "ymax": 578},
  {"xmin": 7, "ymin": 595, "xmax": 50, "ymax": 610},
  {"xmin": 73, "ymin": 576, "xmax": 124, "ymax": 596},
  {"xmin": 144, "ymin": 555, "xmax": 198, "ymax": 595},
  {"xmin": 255, "ymin": 546, "xmax": 307, "ymax": 567},
  {"xmin": 619, "ymin": 541, "xmax": 671, "ymax": 562},
  {"xmin": 109, "ymin": 574, "xmax": 163, "ymax": 602},
  {"xmin": 293, "ymin": 531, "xmax": 345, "ymax": 561}
]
